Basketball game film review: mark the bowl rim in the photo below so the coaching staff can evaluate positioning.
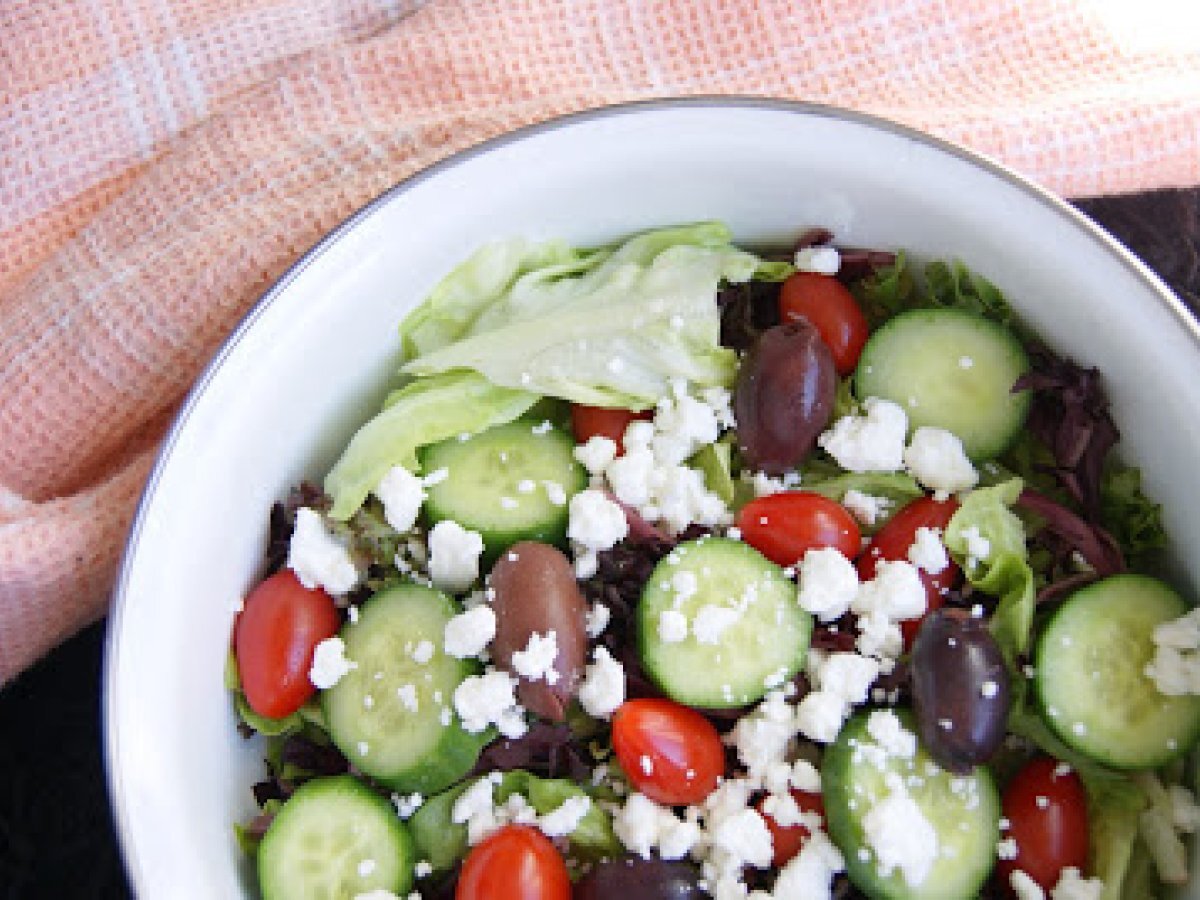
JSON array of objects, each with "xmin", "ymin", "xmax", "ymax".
[{"xmin": 102, "ymin": 94, "xmax": 1200, "ymax": 892}]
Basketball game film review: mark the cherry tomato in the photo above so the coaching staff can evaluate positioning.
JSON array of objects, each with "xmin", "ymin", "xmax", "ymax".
[
  {"xmin": 611, "ymin": 698, "xmax": 725, "ymax": 805},
  {"xmin": 234, "ymin": 570, "xmax": 340, "ymax": 719},
  {"xmin": 758, "ymin": 790, "xmax": 825, "ymax": 867},
  {"xmin": 456, "ymin": 825, "xmax": 570, "ymax": 900},
  {"xmin": 996, "ymin": 756, "xmax": 1089, "ymax": 893},
  {"xmin": 735, "ymin": 491, "xmax": 860, "ymax": 566},
  {"xmin": 569, "ymin": 405, "xmax": 653, "ymax": 453},
  {"xmin": 778, "ymin": 271, "xmax": 869, "ymax": 375},
  {"xmin": 856, "ymin": 496, "xmax": 961, "ymax": 646}
]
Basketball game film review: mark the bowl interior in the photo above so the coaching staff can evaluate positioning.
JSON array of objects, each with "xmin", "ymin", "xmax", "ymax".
[{"xmin": 106, "ymin": 100, "xmax": 1200, "ymax": 897}]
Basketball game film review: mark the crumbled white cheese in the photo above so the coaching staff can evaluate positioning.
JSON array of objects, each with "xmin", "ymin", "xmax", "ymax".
[
  {"xmin": 795, "ymin": 689, "xmax": 850, "ymax": 744},
  {"xmin": 353, "ymin": 890, "xmax": 401, "ymax": 900},
  {"xmin": 585, "ymin": 602, "xmax": 611, "ymax": 638},
  {"xmin": 392, "ymin": 792, "xmax": 424, "ymax": 820},
  {"xmin": 614, "ymin": 793, "xmax": 699, "ymax": 860},
  {"xmin": 797, "ymin": 547, "xmax": 860, "ymax": 622},
  {"xmin": 396, "ymin": 683, "xmax": 419, "ymax": 712},
  {"xmin": 1050, "ymin": 867, "xmax": 1104, "ymax": 900},
  {"xmin": 1146, "ymin": 608, "xmax": 1200, "ymax": 696},
  {"xmin": 709, "ymin": 807, "xmax": 774, "ymax": 872},
  {"xmin": 855, "ymin": 611, "xmax": 904, "ymax": 661},
  {"xmin": 794, "ymin": 245, "xmax": 841, "ymax": 275},
  {"xmin": 862, "ymin": 789, "xmax": 939, "ymax": 887},
  {"xmin": 309, "ymin": 636, "xmax": 357, "ymax": 689},
  {"xmin": 817, "ymin": 652, "xmax": 881, "ymax": 705},
  {"xmin": 427, "ymin": 520, "xmax": 485, "ymax": 593},
  {"xmin": 997, "ymin": 837, "xmax": 1019, "ymax": 860},
  {"xmin": 853, "ymin": 559, "xmax": 927, "ymax": 622},
  {"xmin": 728, "ymin": 691, "xmax": 796, "ymax": 781},
  {"xmin": 568, "ymin": 489, "xmax": 629, "ymax": 574},
  {"xmin": 1011, "ymin": 870, "xmax": 1046, "ymax": 900},
  {"xmin": 574, "ymin": 435, "xmax": 619, "ymax": 475},
  {"xmin": 866, "ymin": 709, "xmax": 917, "ymax": 759},
  {"xmin": 411, "ymin": 639, "xmax": 435, "ymax": 665},
  {"xmin": 542, "ymin": 481, "xmax": 567, "ymax": 506},
  {"xmin": 772, "ymin": 826, "xmax": 846, "ymax": 899},
  {"xmin": 510, "ymin": 630, "xmax": 560, "ymax": 685},
  {"xmin": 578, "ymin": 646, "xmax": 625, "ymax": 718},
  {"xmin": 842, "ymin": 489, "xmax": 891, "ymax": 527},
  {"xmin": 907, "ymin": 526, "xmax": 949, "ymax": 575},
  {"xmin": 537, "ymin": 795, "xmax": 591, "ymax": 838},
  {"xmin": 791, "ymin": 759, "xmax": 822, "ymax": 792},
  {"xmin": 658, "ymin": 609, "xmax": 690, "ymax": 643},
  {"xmin": 903, "ymin": 427, "xmax": 978, "ymax": 498},
  {"xmin": 653, "ymin": 380, "xmax": 724, "ymax": 466},
  {"xmin": 443, "ymin": 605, "xmax": 497, "ymax": 659},
  {"xmin": 693, "ymin": 604, "xmax": 741, "ymax": 645},
  {"xmin": 961, "ymin": 525, "xmax": 992, "ymax": 569},
  {"xmin": 375, "ymin": 466, "xmax": 426, "ymax": 533},
  {"xmin": 453, "ymin": 669, "xmax": 526, "ymax": 737},
  {"xmin": 817, "ymin": 398, "xmax": 908, "ymax": 473},
  {"xmin": 288, "ymin": 507, "xmax": 360, "ymax": 595},
  {"xmin": 414, "ymin": 860, "xmax": 433, "ymax": 878}
]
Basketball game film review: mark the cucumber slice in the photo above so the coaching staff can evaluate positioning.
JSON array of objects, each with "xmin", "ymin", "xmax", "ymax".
[
  {"xmin": 420, "ymin": 420, "xmax": 587, "ymax": 562},
  {"xmin": 1034, "ymin": 575, "xmax": 1200, "ymax": 770},
  {"xmin": 637, "ymin": 537, "xmax": 811, "ymax": 708},
  {"xmin": 854, "ymin": 308, "xmax": 1031, "ymax": 460},
  {"xmin": 822, "ymin": 709, "xmax": 1000, "ymax": 900},
  {"xmin": 258, "ymin": 775, "xmax": 415, "ymax": 900},
  {"xmin": 322, "ymin": 583, "xmax": 491, "ymax": 794}
]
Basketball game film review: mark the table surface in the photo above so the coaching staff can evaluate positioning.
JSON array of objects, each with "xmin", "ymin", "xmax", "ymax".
[{"xmin": 0, "ymin": 189, "xmax": 1196, "ymax": 898}]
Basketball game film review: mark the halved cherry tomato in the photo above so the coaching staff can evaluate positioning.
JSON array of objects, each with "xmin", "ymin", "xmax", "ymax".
[
  {"xmin": 234, "ymin": 570, "xmax": 340, "ymax": 719},
  {"xmin": 735, "ymin": 491, "xmax": 860, "ymax": 566},
  {"xmin": 569, "ymin": 405, "xmax": 653, "ymax": 453},
  {"xmin": 456, "ymin": 825, "xmax": 570, "ymax": 900},
  {"xmin": 611, "ymin": 698, "xmax": 725, "ymax": 805},
  {"xmin": 758, "ymin": 789, "xmax": 825, "ymax": 867},
  {"xmin": 856, "ymin": 496, "xmax": 961, "ymax": 646},
  {"xmin": 996, "ymin": 756, "xmax": 1089, "ymax": 893},
  {"xmin": 779, "ymin": 271, "xmax": 869, "ymax": 375}
]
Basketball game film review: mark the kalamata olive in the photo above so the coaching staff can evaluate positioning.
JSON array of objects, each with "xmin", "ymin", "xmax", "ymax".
[
  {"xmin": 488, "ymin": 542, "xmax": 588, "ymax": 721},
  {"xmin": 733, "ymin": 320, "xmax": 837, "ymax": 474},
  {"xmin": 911, "ymin": 608, "xmax": 1011, "ymax": 772},
  {"xmin": 573, "ymin": 857, "xmax": 707, "ymax": 900}
]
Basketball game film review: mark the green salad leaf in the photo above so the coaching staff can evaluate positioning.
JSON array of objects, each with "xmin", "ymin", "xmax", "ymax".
[
  {"xmin": 409, "ymin": 770, "xmax": 621, "ymax": 876},
  {"xmin": 852, "ymin": 253, "xmax": 916, "ymax": 327},
  {"xmin": 325, "ymin": 371, "xmax": 538, "ymax": 520},
  {"xmin": 1100, "ymin": 465, "xmax": 1167, "ymax": 570},
  {"xmin": 798, "ymin": 461, "xmax": 924, "ymax": 534},
  {"xmin": 402, "ymin": 222, "xmax": 757, "ymax": 408},
  {"xmin": 944, "ymin": 479, "xmax": 1036, "ymax": 666},
  {"xmin": 1086, "ymin": 775, "xmax": 1149, "ymax": 900},
  {"xmin": 924, "ymin": 260, "xmax": 1019, "ymax": 331}
]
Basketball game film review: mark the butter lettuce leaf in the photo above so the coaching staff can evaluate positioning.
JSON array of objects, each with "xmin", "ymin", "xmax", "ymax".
[
  {"xmin": 945, "ymin": 478, "xmax": 1036, "ymax": 665},
  {"xmin": 403, "ymin": 222, "xmax": 757, "ymax": 408},
  {"xmin": 325, "ymin": 371, "xmax": 537, "ymax": 519}
]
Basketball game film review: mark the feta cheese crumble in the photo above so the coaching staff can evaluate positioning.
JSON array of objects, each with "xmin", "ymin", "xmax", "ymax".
[
  {"xmin": 907, "ymin": 526, "xmax": 949, "ymax": 575},
  {"xmin": 567, "ymin": 489, "xmax": 629, "ymax": 578},
  {"xmin": 452, "ymin": 669, "xmax": 526, "ymax": 738},
  {"xmin": 960, "ymin": 525, "xmax": 992, "ymax": 569},
  {"xmin": 288, "ymin": 507, "xmax": 360, "ymax": 595},
  {"xmin": 443, "ymin": 605, "xmax": 497, "ymax": 659},
  {"xmin": 375, "ymin": 466, "xmax": 426, "ymax": 533},
  {"xmin": 427, "ymin": 520, "xmax": 485, "ymax": 592},
  {"xmin": 794, "ymin": 245, "xmax": 841, "ymax": 275},
  {"xmin": 842, "ymin": 489, "xmax": 891, "ymax": 527},
  {"xmin": 1050, "ymin": 868, "xmax": 1104, "ymax": 900},
  {"xmin": 797, "ymin": 547, "xmax": 860, "ymax": 622},
  {"xmin": 1145, "ymin": 606, "xmax": 1200, "ymax": 696},
  {"xmin": 574, "ymin": 436, "xmax": 618, "ymax": 476},
  {"xmin": 903, "ymin": 427, "xmax": 978, "ymax": 498},
  {"xmin": 578, "ymin": 646, "xmax": 625, "ymax": 718},
  {"xmin": 817, "ymin": 398, "xmax": 908, "ymax": 473},
  {"xmin": 692, "ymin": 604, "xmax": 741, "ymax": 645},
  {"xmin": 510, "ymin": 631, "xmax": 560, "ymax": 685},
  {"xmin": 309, "ymin": 636, "xmax": 357, "ymax": 689},
  {"xmin": 862, "ymin": 789, "xmax": 939, "ymax": 887}
]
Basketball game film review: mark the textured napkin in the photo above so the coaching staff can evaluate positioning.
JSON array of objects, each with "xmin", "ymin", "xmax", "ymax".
[{"xmin": 2, "ymin": 0, "xmax": 1199, "ymax": 684}]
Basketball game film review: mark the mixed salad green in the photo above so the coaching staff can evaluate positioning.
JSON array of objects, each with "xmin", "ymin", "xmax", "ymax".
[{"xmin": 227, "ymin": 223, "xmax": 1198, "ymax": 900}]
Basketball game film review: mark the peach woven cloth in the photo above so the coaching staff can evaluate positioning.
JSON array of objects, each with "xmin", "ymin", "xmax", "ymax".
[{"xmin": 3, "ymin": 0, "xmax": 1200, "ymax": 683}]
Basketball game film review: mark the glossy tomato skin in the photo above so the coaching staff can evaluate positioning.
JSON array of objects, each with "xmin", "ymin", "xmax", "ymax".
[
  {"xmin": 456, "ymin": 825, "xmax": 570, "ymax": 900},
  {"xmin": 758, "ymin": 790, "xmax": 825, "ymax": 867},
  {"xmin": 611, "ymin": 699, "xmax": 726, "ymax": 806},
  {"xmin": 234, "ymin": 570, "xmax": 340, "ymax": 719},
  {"xmin": 778, "ymin": 272, "xmax": 870, "ymax": 375},
  {"xmin": 856, "ymin": 496, "xmax": 961, "ymax": 646},
  {"xmin": 996, "ymin": 756, "xmax": 1089, "ymax": 892},
  {"xmin": 736, "ymin": 491, "xmax": 860, "ymax": 566},
  {"xmin": 570, "ymin": 405, "xmax": 653, "ymax": 453}
]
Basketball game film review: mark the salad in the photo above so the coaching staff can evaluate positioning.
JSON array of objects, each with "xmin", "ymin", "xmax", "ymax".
[{"xmin": 227, "ymin": 222, "xmax": 1200, "ymax": 900}]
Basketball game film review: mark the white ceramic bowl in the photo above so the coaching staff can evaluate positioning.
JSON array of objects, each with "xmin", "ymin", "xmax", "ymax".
[{"xmin": 105, "ymin": 99, "xmax": 1200, "ymax": 897}]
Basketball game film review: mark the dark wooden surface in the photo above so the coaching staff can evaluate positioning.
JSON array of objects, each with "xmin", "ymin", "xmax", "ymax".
[{"xmin": 0, "ymin": 189, "xmax": 1196, "ymax": 899}]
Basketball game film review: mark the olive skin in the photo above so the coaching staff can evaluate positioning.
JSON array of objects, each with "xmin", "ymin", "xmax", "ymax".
[
  {"xmin": 488, "ymin": 542, "xmax": 589, "ymax": 721},
  {"xmin": 573, "ymin": 858, "xmax": 707, "ymax": 900},
  {"xmin": 733, "ymin": 320, "xmax": 837, "ymax": 474},
  {"xmin": 911, "ymin": 607, "xmax": 1012, "ymax": 773}
]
